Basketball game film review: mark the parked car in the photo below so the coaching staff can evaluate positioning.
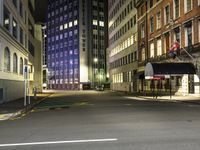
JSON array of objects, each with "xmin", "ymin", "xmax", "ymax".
[{"xmin": 95, "ymin": 85, "xmax": 104, "ymax": 91}]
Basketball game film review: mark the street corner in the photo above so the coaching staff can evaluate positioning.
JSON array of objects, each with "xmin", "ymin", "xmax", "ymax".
[
  {"xmin": 0, "ymin": 113, "xmax": 15, "ymax": 121},
  {"xmin": 0, "ymin": 110, "xmax": 25, "ymax": 121}
]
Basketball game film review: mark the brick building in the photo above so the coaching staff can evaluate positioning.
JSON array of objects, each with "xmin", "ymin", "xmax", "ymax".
[{"xmin": 135, "ymin": 0, "xmax": 200, "ymax": 95}]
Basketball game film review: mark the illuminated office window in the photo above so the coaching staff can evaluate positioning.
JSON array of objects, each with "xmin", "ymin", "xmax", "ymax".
[{"xmin": 93, "ymin": 20, "xmax": 98, "ymax": 25}]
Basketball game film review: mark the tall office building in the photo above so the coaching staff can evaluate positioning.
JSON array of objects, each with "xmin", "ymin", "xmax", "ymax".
[
  {"xmin": 0, "ymin": 0, "xmax": 42, "ymax": 103},
  {"xmin": 108, "ymin": 0, "xmax": 138, "ymax": 92},
  {"xmin": 47, "ymin": 0, "xmax": 108, "ymax": 90},
  {"xmin": 41, "ymin": 24, "xmax": 48, "ymax": 88}
]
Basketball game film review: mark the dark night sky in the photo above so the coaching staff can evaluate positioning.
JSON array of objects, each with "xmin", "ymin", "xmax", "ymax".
[{"xmin": 35, "ymin": 0, "xmax": 47, "ymax": 23}]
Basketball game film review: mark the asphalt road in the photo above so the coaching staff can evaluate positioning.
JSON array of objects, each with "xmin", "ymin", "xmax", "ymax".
[{"xmin": 0, "ymin": 91, "xmax": 200, "ymax": 150}]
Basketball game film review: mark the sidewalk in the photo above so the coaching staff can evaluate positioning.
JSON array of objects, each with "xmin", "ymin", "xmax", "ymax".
[
  {"xmin": 124, "ymin": 94, "xmax": 200, "ymax": 104},
  {"xmin": 0, "ymin": 93, "xmax": 52, "ymax": 121}
]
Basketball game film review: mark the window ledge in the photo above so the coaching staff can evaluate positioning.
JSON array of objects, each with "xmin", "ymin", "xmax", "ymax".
[{"xmin": 184, "ymin": 10, "xmax": 192, "ymax": 15}]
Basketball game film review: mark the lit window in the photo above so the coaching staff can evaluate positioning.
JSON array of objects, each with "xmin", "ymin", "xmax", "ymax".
[
  {"xmin": 131, "ymin": 35, "xmax": 134, "ymax": 45},
  {"xmin": 93, "ymin": 20, "xmax": 98, "ymax": 25},
  {"xmin": 64, "ymin": 23, "xmax": 68, "ymax": 29},
  {"xmin": 157, "ymin": 39, "xmax": 162, "ymax": 56},
  {"xmin": 60, "ymin": 79, "xmax": 63, "ymax": 84},
  {"xmin": 141, "ymin": 48, "xmax": 145, "ymax": 61},
  {"xmin": 99, "ymin": 21, "xmax": 104, "ymax": 27},
  {"xmin": 134, "ymin": 34, "xmax": 137, "ymax": 43},
  {"xmin": 74, "ymin": 20, "xmax": 78, "ymax": 26},
  {"xmin": 125, "ymin": 40, "xmax": 128, "ymax": 48},
  {"xmin": 150, "ymin": 43, "xmax": 154, "ymax": 57},
  {"xmin": 184, "ymin": 0, "xmax": 192, "ymax": 13},
  {"xmin": 4, "ymin": 19, "xmax": 9, "ymax": 25},
  {"xmin": 109, "ymin": 21, "xmax": 113, "ymax": 28},
  {"xmin": 69, "ymin": 22, "xmax": 73, "ymax": 27},
  {"xmin": 198, "ymin": 0, "xmax": 200, "ymax": 5},
  {"xmin": 56, "ymin": 79, "xmax": 59, "ymax": 84},
  {"xmin": 128, "ymin": 38, "xmax": 131, "ymax": 47},
  {"xmin": 60, "ymin": 25, "xmax": 63, "ymax": 30}
]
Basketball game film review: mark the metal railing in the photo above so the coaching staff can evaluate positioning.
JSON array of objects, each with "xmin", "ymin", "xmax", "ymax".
[{"xmin": 139, "ymin": 42, "xmax": 200, "ymax": 66}]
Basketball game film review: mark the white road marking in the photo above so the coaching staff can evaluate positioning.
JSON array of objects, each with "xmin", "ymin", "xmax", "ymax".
[{"xmin": 0, "ymin": 138, "xmax": 118, "ymax": 147}]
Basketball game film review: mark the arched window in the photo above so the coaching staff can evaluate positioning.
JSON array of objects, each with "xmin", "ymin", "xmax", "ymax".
[
  {"xmin": 20, "ymin": 57, "xmax": 23, "ymax": 75},
  {"xmin": 13, "ymin": 53, "xmax": 18, "ymax": 73},
  {"xmin": 4, "ymin": 47, "xmax": 10, "ymax": 71}
]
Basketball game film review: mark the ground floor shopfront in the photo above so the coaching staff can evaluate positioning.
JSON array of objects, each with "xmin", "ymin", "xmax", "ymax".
[
  {"xmin": 137, "ymin": 62, "xmax": 200, "ymax": 96},
  {"xmin": 137, "ymin": 74, "xmax": 200, "ymax": 96}
]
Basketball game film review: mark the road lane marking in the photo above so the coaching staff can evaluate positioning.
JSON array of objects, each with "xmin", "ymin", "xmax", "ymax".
[{"xmin": 0, "ymin": 138, "xmax": 118, "ymax": 147}]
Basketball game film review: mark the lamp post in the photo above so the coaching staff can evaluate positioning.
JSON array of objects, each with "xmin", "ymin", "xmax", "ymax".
[{"xmin": 93, "ymin": 58, "xmax": 98, "ymax": 89}]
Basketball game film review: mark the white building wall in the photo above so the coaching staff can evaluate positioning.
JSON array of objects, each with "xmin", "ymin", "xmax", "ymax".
[
  {"xmin": 79, "ymin": 0, "xmax": 89, "ymax": 85},
  {"xmin": 108, "ymin": 0, "xmax": 138, "ymax": 92},
  {"xmin": 0, "ymin": 0, "xmax": 38, "ymax": 103}
]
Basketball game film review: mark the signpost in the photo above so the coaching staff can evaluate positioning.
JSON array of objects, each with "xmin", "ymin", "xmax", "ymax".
[{"xmin": 24, "ymin": 65, "xmax": 30, "ymax": 106}]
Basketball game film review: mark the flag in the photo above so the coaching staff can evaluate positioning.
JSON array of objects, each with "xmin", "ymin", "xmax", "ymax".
[
  {"xmin": 170, "ymin": 41, "xmax": 180, "ymax": 52},
  {"xmin": 169, "ymin": 41, "xmax": 181, "ymax": 59}
]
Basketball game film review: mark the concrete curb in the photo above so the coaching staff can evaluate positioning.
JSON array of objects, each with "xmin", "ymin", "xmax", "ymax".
[
  {"xmin": 125, "ymin": 96, "xmax": 200, "ymax": 105},
  {"xmin": 0, "ymin": 93, "xmax": 53, "ymax": 121}
]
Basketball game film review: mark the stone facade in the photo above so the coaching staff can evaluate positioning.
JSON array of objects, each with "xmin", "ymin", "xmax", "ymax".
[
  {"xmin": 108, "ymin": 0, "xmax": 138, "ymax": 92},
  {"xmin": 0, "ymin": 0, "xmax": 42, "ymax": 103}
]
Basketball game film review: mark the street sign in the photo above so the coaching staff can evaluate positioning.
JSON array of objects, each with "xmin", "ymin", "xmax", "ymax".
[{"xmin": 24, "ymin": 65, "xmax": 30, "ymax": 106}]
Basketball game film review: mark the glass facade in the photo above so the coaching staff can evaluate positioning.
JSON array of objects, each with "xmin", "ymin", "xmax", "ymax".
[
  {"xmin": 47, "ymin": 0, "xmax": 107, "ymax": 90},
  {"xmin": 47, "ymin": 0, "xmax": 80, "ymax": 90},
  {"xmin": 91, "ymin": 0, "xmax": 107, "ymax": 86}
]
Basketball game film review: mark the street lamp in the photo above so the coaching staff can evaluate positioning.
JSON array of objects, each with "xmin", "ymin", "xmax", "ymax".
[
  {"xmin": 94, "ymin": 58, "xmax": 98, "ymax": 63},
  {"xmin": 93, "ymin": 58, "xmax": 98, "ymax": 89}
]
